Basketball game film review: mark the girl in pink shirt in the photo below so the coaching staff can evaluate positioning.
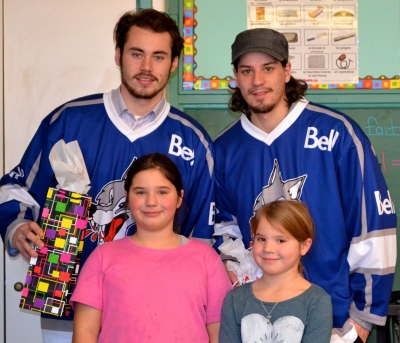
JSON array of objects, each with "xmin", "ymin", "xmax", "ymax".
[{"xmin": 71, "ymin": 153, "xmax": 231, "ymax": 343}]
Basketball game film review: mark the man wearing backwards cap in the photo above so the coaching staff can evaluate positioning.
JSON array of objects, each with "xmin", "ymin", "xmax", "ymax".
[{"xmin": 213, "ymin": 28, "xmax": 396, "ymax": 343}]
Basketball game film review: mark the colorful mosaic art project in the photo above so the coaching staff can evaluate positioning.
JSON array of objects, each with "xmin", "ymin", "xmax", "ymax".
[{"xmin": 20, "ymin": 188, "xmax": 91, "ymax": 317}]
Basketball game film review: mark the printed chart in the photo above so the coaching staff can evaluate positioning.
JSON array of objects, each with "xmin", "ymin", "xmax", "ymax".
[{"xmin": 247, "ymin": 0, "xmax": 358, "ymax": 84}]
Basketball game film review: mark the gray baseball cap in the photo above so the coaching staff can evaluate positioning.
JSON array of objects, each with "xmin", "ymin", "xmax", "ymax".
[{"xmin": 231, "ymin": 28, "xmax": 288, "ymax": 64}]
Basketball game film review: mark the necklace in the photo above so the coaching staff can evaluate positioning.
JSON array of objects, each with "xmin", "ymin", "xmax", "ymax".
[{"xmin": 258, "ymin": 280, "xmax": 278, "ymax": 325}]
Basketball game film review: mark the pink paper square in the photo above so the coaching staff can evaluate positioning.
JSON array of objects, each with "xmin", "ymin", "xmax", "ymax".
[
  {"xmin": 60, "ymin": 253, "xmax": 71, "ymax": 263},
  {"xmin": 22, "ymin": 288, "xmax": 29, "ymax": 297},
  {"xmin": 42, "ymin": 208, "xmax": 50, "ymax": 217},
  {"xmin": 75, "ymin": 218, "xmax": 87, "ymax": 229}
]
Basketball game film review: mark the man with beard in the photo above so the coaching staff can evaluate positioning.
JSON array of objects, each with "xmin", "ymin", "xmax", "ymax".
[
  {"xmin": 0, "ymin": 9, "xmax": 215, "ymax": 342},
  {"xmin": 213, "ymin": 28, "xmax": 396, "ymax": 343}
]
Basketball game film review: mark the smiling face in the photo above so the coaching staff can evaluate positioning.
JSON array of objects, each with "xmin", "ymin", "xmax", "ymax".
[
  {"xmin": 234, "ymin": 51, "xmax": 291, "ymax": 117},
  {"xmin": 115, "ymin": 26, "xmax": 178, "ymax": 105},
  {"xmin": 127, "ymin": 168, "xmax": 183, "ymax": 234},
  {"xmin": 252, "ymin": 217, "xmax": 311, "ymax": 277}
]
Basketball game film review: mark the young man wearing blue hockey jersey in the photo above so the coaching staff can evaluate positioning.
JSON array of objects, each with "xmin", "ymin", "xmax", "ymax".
[
  {"xmin": 214, "ymin": 28, "xmax": 397, "ymax": 343},
  {"xmin": 0, "ymin": 9, "xmax": 215, "ymax": 342}
]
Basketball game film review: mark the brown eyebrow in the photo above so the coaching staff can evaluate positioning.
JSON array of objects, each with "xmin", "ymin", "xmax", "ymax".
[
  {"xmin": 131, "ymin": 186, "xmax": 172, "ymax": 190},
  {"xmin": 127, "ymin": 47, "xmax": 168, "ymax": 56},
  {"xmin": 238, "ymin": 61, "xmax": 277, "ymax": 69}
]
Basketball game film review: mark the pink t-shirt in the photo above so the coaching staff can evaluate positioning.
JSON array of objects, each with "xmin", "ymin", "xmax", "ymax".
[{"xmin": 70, "ymin": 237, "xmax": 232, "ymax": 343}]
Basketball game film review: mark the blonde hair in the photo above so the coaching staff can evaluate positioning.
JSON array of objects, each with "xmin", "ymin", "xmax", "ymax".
[{"xmin": 250, "ymin": 200, "xmax": 315, "ymax": 274}]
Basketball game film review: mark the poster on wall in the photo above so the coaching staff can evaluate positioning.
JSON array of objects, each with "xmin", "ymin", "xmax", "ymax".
[{"xmin": 247, "ymin": 0, "xmax": 358, "ymax": 84}]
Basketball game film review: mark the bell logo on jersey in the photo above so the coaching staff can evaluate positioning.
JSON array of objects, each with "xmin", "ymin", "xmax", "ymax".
[
  {"xmin": 168, "ymin": 134, "xmax": 195, "ymax": 165},
  {"xmin": 304, "ymin": 127, "xmax": 339, "ymax": 151},
  {"xmin": 375, "ymin": 190, "xmax": 395, "ymax": 215}
]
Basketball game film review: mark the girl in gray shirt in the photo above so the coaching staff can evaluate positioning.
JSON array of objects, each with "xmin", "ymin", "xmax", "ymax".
[{"xmin": 219, "ymin": 200, "xmax": 332, "ymax": 343}]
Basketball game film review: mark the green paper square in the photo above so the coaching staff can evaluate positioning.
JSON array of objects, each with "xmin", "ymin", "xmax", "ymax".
[
  {"xmin": 55, "ymin": 202, "xmax": 67, "ymax": 213},
  {"xmin": 48, "ymin": 253, "xmax": 59, "ymax": 264}
]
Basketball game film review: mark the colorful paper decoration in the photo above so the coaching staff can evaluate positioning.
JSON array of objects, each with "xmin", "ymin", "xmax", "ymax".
[{"xmin": 20, "ymin": 188, "xmax": 91, "ymax": 316}]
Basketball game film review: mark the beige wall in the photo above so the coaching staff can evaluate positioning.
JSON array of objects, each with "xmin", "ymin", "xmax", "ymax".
[
  {"xmin": 4, "ymin": 1, "xmax": 131, "ymax": 171},
  {"xmin": 3, "ymin": 0, "xmax": 165, "ymax": 171}
]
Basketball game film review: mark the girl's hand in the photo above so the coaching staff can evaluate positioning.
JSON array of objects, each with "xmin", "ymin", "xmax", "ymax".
[
  {"xmin": 223, "ymin": 261, "xmax": 240, "ymax": 287},
  {"xmin": 348, "ymin": 318, "xmax": 369, "ymax": 343}
]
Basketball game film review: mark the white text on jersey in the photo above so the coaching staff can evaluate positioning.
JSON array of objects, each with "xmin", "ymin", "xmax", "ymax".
[
  {"xmin": 209, "ymin": 202, "xmax": 216, "ymax": 225},
  {"xmin": 9, "ymin": 167, "xmax": 24, "ymax": 179},
  {"xmin": 304, "ymin": 127, "xmax": 339, "ymax": 151},
  {"xmin": 375, "ymin": 190, "xmax": 396, "ymax": 215},
  {"xmin": 168, "ymin": 134, "xmax": 195, "ymax": 164}
]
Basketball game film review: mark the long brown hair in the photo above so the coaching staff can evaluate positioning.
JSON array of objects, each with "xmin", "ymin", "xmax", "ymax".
[
  {"xmin": 229, "ymin": 61, "xmax": 308, "ymax": 118},
  {"xmin": 250, "ymin": 200, "xmax": 314, "ymax": 274}
]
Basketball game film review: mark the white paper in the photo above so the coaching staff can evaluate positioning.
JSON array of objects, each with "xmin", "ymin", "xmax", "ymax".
[
  {"xmin": 219, "ymin": 238, "xmax": 263, "ymax": 285},
  {"xmin": 49, "ymin": 140, "xmax": 91, "ymax": 194}
]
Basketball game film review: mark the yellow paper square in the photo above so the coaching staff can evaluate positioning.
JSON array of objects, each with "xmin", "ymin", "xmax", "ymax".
[
  {"xmin": 61, "ymin": 218, "xmax": 73, "ymax": 229},
  {"xmin": 390, "ymin": 80, "xmax": 399, "ymax": 88},
  {"xmin": 54, "ymin": 238, "xmax": 66, "ymax": 248},
  {"xmin": 52, "ymin": 271, "xmax": 60, "ymax": 278},
  {"xmin": 46, "ymin": 188, "xmax": 54, "ymax": 199},
  {"xmin": 38, "ymin": 281, "xmax": 49, "ymax": 293}
]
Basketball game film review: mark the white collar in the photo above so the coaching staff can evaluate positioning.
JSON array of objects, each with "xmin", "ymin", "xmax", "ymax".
[{"xmin": 240, "ymin": 98, "xmax": 309, "ymax": 145}]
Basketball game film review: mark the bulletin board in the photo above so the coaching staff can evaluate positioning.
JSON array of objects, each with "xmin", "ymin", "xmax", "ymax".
[{"xmin": 181, "ymin": 0, "xmax": 400, "ymax": 91}]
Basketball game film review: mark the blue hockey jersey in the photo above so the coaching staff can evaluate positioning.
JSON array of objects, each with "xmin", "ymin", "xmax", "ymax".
[
  {"xmin": 0, "ymin": 90, "xmax": 215, "ymax": 318},
  {"xmin": 214, "ymin": 98, "xmax": 397, "ymax": 329}
]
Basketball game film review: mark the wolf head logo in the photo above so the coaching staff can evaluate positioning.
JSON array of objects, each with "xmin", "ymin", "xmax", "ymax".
[
  {"xmin": 86, "ymin": 158, "xmax": 137, "ymax": 245},
  {"xmin": 252, "ymin": 159, "xmax": 307, "ymax": 216}
]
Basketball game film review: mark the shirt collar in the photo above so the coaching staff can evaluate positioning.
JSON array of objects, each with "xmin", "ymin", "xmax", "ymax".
[{"xmin": 110, "ymin": 86, "xmax": 166, "ymax": 119}]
